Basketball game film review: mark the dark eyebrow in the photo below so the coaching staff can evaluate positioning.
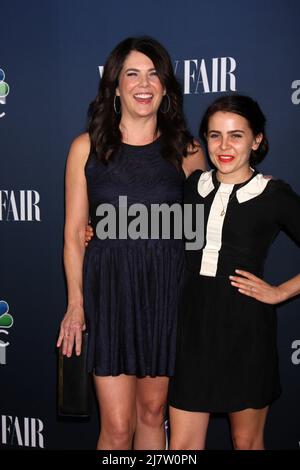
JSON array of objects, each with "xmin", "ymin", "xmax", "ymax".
[
  {"xmin": 208, "ymin": 129, "xmax": 245, "ymax": 134},
  {"xmin": 124, "ymin": 67, "xmax": 156, "ymax": 73}
]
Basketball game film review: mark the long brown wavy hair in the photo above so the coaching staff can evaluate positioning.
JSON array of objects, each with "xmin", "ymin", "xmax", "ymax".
[{"xmin": 87, "ymin": 36, "xmax": 197, "ymax": 169}]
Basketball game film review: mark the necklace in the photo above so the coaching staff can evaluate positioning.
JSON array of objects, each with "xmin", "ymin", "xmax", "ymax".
[
  {"xmin": 216, "ymin": 169, "xmax": 254, "ymax": 216},
  {"xmin": 218, "ymin": 189, "xmax": 236, "ymax": 216}
]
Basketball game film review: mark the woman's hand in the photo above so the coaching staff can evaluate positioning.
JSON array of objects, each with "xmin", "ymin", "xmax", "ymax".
[
  {"xmin": 85, "ymin": 224, "xmax": 94, "ymax": 247},
  {"xmin": 56, "ymin": 305, "xmax": 86, "ymax": 356},
  {"xmin": 229, "ymin": 269, "xmax": 287, "ymax": 305}
]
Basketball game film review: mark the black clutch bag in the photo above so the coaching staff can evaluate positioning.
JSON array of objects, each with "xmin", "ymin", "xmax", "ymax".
[{"xmin": 58, "ymin": 331, "xmax": 91, "ymax": 418}]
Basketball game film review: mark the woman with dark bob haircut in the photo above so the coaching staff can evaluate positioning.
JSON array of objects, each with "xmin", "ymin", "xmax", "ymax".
[
  {"xmin": 57, "ymin": 36, "xmax": 205, "ymax": 449},
  {"xmin": 168, "ymin": 94, "xmax": 300, "ymax": 450}
]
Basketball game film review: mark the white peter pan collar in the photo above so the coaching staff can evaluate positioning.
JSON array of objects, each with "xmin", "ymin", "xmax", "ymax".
[
  {"xmin": 236, "ymin": 173, "xmax": 271, "ymax": 203},
  {"xmin": 197, "ymin": 170, "xmax": 271, "ymax": 203},
  {"xmin": 197, "ymin": 170, "xmax": 215, "ymax": 197}
]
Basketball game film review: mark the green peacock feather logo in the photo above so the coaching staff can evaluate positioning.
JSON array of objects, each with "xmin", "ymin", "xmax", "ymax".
[
  {"xmin": 0, "ymin": 301, "xmax": 13, "ymax": 328},
  {"xmin": 0, "ymin": 69, "xmax": 10, "ymax": 98}
]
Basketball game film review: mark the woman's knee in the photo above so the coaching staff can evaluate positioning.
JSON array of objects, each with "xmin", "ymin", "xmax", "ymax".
[
  {"xmin": 137, "ymin": 400, "xmax": 166, "ymax": 428},
  {"xmin": 232, "ymin": 432, "xmax": 264, "ymax": 450},
  {"xmin": 101, "ymin": 419, "xmax": 135, "ymax": 446},
  {"xmin": 170, "ymin": 437, "xmax": 205, "ymax": 451}
]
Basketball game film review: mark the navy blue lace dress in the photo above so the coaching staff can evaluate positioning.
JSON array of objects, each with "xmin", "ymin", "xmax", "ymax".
[{"xmin": 83, "ymin": 138, "xmax": 185, "ymax": 377}]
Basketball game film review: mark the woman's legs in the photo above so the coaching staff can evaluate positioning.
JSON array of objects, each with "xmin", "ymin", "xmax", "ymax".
[
  {"xmin": 229, "ymin": 406, "xmax": 269, "ymax": 450},
  {"xmin": 134, "ymin": 376, "xmax": 169, "ymax": 450},
  {"xmin": 169, "ymin": 406, "xmax": 210, "ymax": 450},
  {"xmin": 93, "ymin": 374, "xmax": 136, "ymax": 450}
]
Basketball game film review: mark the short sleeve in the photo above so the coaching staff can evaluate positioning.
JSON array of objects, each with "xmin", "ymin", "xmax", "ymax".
[
  {"xmin": 183, "ymin": 169, "xmax": 203, "ymax": 203},
  {"xmin": 274, "ymin": 180, "xmax": 300, "ymax": 245}
]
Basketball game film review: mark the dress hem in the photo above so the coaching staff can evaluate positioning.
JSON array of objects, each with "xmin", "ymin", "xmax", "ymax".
[
  {"xmin": 168, "ymin": 392, "xmax": 282, "ymax": 414},
  {"xmin": 91, "ymin": 368, "xmax": 174, "ymax": 378}
]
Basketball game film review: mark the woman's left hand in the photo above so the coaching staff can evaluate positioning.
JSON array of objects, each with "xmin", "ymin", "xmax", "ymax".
[{"xmin": 229, "ymin": 269, "xmax": 287, "ymax": 305}]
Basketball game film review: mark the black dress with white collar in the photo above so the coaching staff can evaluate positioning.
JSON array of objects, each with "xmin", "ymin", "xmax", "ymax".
[{"xmin": 169, "ymin": 169, "xmax": 300, "ymax": 413}]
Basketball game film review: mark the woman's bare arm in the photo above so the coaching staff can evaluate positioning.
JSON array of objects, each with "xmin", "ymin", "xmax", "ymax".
[{"xmin": 57, "ymin": 133, "xmax": 90, "ymax": 356}]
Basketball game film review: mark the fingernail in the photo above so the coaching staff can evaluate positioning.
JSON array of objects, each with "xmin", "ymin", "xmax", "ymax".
[{"xmin": 235, "ymin": 269, "xmax": 240, "ymax": 273}]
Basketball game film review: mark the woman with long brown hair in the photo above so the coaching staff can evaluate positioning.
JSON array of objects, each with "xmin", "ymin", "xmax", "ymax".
[{"xmin": 57, "ymin": 36, "xmax": 205, "ymax": 450}]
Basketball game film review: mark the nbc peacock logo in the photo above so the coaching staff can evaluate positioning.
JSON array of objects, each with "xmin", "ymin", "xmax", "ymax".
[
  {"xmin": 0, "ymin": 68, "xmax": 10, "ymax": 119},
  {"xmin": 0, "ymin": 300, "xmax": 14, "ymax": 365}
]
